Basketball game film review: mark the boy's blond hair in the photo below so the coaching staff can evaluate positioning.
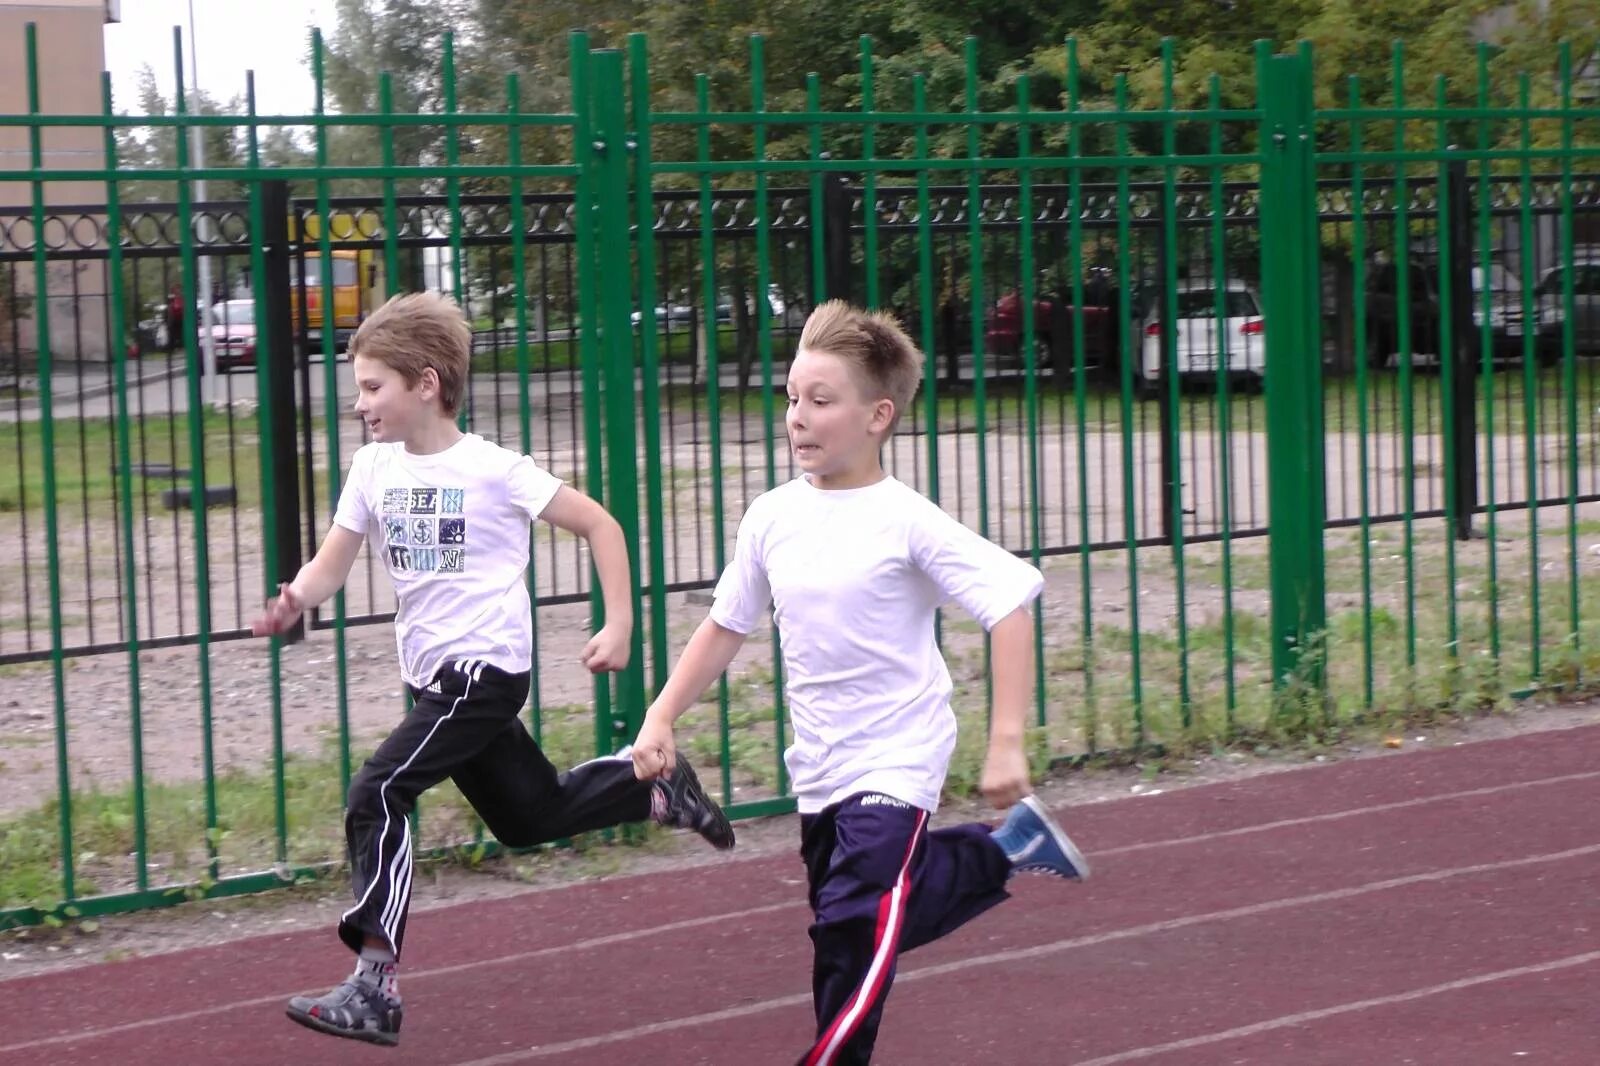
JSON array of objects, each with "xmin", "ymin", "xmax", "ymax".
[
  {"xmin": 349, "ymin": 291, "xmax": 471, "ymax": 417},
  {"xmin": 796, "ymin": 300, "xmax": 923, "ymax": 433}
]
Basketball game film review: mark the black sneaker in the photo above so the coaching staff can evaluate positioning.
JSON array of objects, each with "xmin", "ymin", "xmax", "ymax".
[
  {"xmin": 653, "ymin": 753, "xmax": 736, "ymax": 850},
  {"xmin": 286, "ymin": 978, "xmax": 403, "ymax": 1047}
]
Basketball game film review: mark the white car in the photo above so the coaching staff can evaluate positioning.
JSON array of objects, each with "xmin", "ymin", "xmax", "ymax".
[
  {"xmin": 1137, "ymin": 280, "xmax": 1265, "ymax": 390},
  {"xmin": 208, "ymin": 299, "xmax": 258, "ymax": 371}
]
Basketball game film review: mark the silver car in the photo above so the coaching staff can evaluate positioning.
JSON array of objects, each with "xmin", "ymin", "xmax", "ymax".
[{"xmin": 1537, "ymin": 257, "xmax": 1600, "ymax": 354}]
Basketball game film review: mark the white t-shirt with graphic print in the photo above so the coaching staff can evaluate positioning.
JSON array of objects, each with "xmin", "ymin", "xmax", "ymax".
[
  {"xmin": 709, "ymin": 475, "xmax": 1045, "ymax": 815},
  {"xmin": 332, "ymin": 434, "xmax": 562, "ymax": 688}
]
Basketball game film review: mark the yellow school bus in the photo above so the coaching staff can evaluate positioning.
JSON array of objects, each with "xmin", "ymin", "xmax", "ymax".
[{"xmin": 291, "ymin": 212, "xmax": 384, "ymax": 352}]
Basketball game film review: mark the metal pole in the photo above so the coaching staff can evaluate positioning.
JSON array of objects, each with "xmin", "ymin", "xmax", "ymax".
[
  {"xmin": 187, "ymin": 0, "xmax": 217, "ymax": 406},
  {"xmin": 1259, "ymin": 51, "xmax": 1327, "ymax": 691}
]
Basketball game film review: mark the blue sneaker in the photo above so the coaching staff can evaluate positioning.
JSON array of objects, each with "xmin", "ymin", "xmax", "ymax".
[{"xmin": 993, "ymin": 796, "xmax": 1090, "ymax": 881}]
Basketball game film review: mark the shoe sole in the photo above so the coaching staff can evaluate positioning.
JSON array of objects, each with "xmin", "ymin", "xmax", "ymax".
[
  {"xmin": 1021, "ymin": 795, "xmax": 1090, "ymax": 880},
  {"xmin": 674, "ymin": 754, "xmax": 737, "ymax": 850},
  {"xmin": 286, "ymin": 1003, "xmax": 400, "ymax": 1047}
]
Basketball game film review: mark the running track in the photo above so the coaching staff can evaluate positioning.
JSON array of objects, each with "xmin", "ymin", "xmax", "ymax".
[{"xmin": 4, "ymin": 725, "xmax": 1598, "ymax": 1064}]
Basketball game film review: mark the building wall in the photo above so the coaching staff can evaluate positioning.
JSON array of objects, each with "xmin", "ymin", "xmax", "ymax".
[{"xmin": 0, "ymin": 0, "xmax": 115, "ymax": 362}]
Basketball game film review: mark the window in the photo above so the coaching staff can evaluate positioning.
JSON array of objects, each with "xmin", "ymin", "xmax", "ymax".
[
  {"xmin": 210, "ymin": 302, "xmax": 255, "ymax": 326},
  {"xmin": 292, "ymin": 256, "xmax": 359, "ymax": 287},
  {"xmin": 1175, "ymin": 290, "xmax": 1260, "ymax": 318},
  {"xmin": 1473, "ymin": 264, "xmax": 1520, "ymax": 294}
]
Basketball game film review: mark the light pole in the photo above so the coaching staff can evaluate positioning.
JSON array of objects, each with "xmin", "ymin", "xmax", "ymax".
[{"xmin": 186, "ymin": 0, "xmax": 217, "ymax": 406}]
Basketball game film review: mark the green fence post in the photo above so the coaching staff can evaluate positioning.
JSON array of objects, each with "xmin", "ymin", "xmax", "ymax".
[
  {"xmin": 24, "ymin": 23, "xmax": 74, "ymax": 904},
  {"xmin": 1258, "ymin": 52, "xmax": 1327, "ymax": 693},
  {"xmin": 627, "ymin": 33, "xmax": 671, "ymax": 699},
  {"xmin": 584, "ymin": 48, "xmax": 648, "ymax": 750}
]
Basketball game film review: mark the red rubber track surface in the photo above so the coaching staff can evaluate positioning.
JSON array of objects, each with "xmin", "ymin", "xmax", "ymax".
[{"xmin": 3, "ymin": 724, "xmax": 1597, "ymax": 1065}]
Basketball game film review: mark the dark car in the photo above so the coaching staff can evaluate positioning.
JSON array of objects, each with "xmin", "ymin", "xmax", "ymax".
[
  {"xmin": 1363, "ymin": 259, "xmax": 1553, "ymax": 369},
  {"xmin": 983, "ymin": 279, "xmax": 1121, "ymax": 381}
]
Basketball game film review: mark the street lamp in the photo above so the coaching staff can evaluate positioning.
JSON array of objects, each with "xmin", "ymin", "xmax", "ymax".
[{"xmin": 186, "ymin": 0, "xmax": 217, "ymax": 406}]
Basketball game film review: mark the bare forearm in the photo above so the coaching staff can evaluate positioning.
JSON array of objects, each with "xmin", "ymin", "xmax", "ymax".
[
  {"xmin": 988, "ymin": 608, "xmax": 1034, "ymax": 744},
  {"xmin": 287, "ymin": 561, "xmax": 343, "ymax": 610},
  {"xmin": 587, "ymin": 514, "xmax": 635, "ymax": 631},
  {"xmin": 646, "ymin": 617, "xmax": 746, "ymax": 725},
  {"xmin": 279, "ymin": 526, "xmax": 363, "ymax": 608}
]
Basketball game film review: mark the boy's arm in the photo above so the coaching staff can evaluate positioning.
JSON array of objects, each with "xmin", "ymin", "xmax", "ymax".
[
  {"xmin": 630, "ymin": 616, "xmax": 746, "ymax": 781},
  {"xmin": 251, "ymin": 524, "xmax": 365, "ymax": 636},
  {"xmin": 981, "ymin": 606, "xmax": 1035, "ymax": 809},
  {"xmin": 537, "ymin": 485, "xmax": 634, "ymax": 673},
  {"xmin": 906, "ymin": 500, "xmax": 1043, "ymax": 809}
]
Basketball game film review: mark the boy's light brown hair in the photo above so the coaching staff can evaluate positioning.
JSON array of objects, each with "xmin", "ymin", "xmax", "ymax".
[
  {"xmin": 348, "ymin": 291, "xmax": 471, "ymax": 416},
  {"xmin": 797, "ymin": 300, "xmax": 923, "ymax": 433}
]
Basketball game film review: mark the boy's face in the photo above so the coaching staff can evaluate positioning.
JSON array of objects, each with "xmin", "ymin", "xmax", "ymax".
[
  {"xmin": 785, "ymin": 347, "xmax": 894, "ymax": 488},
  {"xmin": 351, "ymin": 354, "xmax": 438, "ymax": 445}
]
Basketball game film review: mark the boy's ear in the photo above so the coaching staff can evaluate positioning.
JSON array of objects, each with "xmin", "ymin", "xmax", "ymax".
[
  {"xmin": 870, "ymin": 396, "xmax": 896, "ymax": 434},
  {"xmin": 417, "ymin": 366, "xmax": 441, "ymax": 400}
]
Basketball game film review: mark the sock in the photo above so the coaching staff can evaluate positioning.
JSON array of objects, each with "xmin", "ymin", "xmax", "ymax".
[{"xmin": 354, "ymin": 946, "xmax": 400, "ymax": 1004}]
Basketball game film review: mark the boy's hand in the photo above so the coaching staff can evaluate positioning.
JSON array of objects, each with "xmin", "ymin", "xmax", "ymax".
[
  {"xmin": 580, "ymin": 623, "xmax": 631, "ymax": 673},
  {"xmin": 630, "ymin": 715, "xmax": 676, "ymax": 781},
  {"xmin": 251, "ymin": 583, "xmax": 304, "ymax": 636},
  {"xmin": 980, "ymin": 739, "xmax": 1031, "ymax": 809}
]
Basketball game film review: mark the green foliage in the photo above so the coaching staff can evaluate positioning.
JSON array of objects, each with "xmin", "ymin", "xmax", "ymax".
[{"xmin": 296, "ymin": 2, "xmax": 1600, "ymax": 193}]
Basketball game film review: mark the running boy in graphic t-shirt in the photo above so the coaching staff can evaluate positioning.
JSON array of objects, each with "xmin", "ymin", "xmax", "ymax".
[{"xmin": 253, "ymin": 292, "xmax": 734, "ymax": 1048}]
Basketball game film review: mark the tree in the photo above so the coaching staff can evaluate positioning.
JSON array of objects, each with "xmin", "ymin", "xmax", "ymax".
[{"xmin": 315, "ymin": 0, "xmax": 474, "ymax": 190}]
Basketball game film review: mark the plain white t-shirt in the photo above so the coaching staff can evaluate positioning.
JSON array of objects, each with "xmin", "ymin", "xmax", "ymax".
[
  {"xmin": 332, "ymin": 434, "xmax": 562, "ymax": 688},
  {"xmin": 710, "ymin": 475, "xmax": 1045, "ymax": 814}
]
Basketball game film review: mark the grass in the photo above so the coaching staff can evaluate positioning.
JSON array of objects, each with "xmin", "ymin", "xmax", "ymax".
[
  {"xmin": 0, "ymin": 410, "xmax": 288, "ymax": 514},
  {"xmin": 468, "ymin": 326, "xmax": 790, "ymax": 376},
  {"xmin": 1033, "ymin": 519, "xmax": 1600, "ymax": 762},
  {"xmin": 0, "ymin": 748, "xmax": 350, "ymax": 912},
  {"xmin": 0, "ymin": 701, "xmax": 654, "ymax": 915},
  {"xmin": 650, "ymin": 359, "xmax": 1597, "ymax": 441},
  {"xmin": 652, "ymin": 518, "xmax": 1600, "ymax": 813},
  {"xmin": 6, "ymin": 352, "xmax": 1585, "ymax": 524}
]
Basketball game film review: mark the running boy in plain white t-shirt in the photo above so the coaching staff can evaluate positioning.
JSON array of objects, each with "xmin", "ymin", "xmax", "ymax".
[
  {"xmin": 630, "ymin": 300, "xmax": 1089, "ymax": 1065},
  {"xmin": 251, "ymin": 292, "xmax": 734, "ymax": 1049}
]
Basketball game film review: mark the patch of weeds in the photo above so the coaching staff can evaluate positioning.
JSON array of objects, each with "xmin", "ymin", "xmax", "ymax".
[
  {"xmin": 1533, "ymin": 636, "xmax": 1600, "ymax": 698},
  {"xmin": 1269, "ymin": 632, "xmax": 1333, "ymax": 743},
  {"xmin": 0, "ymin": 744, "xmax": 360, "ymax": 912},
  {"xmin": 941, "ymin": 707, "xmax": 1051, "ymax": 802},
  {"xmin": 530, "ymin": 703, "xmax": 597, "ymax": 768},
  {"xmin": 1187, "ymin": 610, "xmax": 1272, "ymax": 664},
  {"xmin": 1328, "ymin": 605, "xmax": 1401, "ymax": 646},
  {"xmin": 1047, "ymin": 641, "xmax": 1090, "ymax": 675}
]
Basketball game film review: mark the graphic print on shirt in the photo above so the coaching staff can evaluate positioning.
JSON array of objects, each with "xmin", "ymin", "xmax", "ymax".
[{"xmin": 380, "ymin": 483, "xmax": 466, "ymax": 574}]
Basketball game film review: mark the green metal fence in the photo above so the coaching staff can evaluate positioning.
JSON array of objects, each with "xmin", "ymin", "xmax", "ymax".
[{"xmin": 2, "ymin": 26, "xmax": 1599, "ymax": 927}]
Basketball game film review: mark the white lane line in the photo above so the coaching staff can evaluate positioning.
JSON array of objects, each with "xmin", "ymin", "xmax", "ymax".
[
  {"xmin": 444, "ymin": 842, "xmax": 1600, "ymax": 1065},
  {"xmin": 1092, "ymin": 769, "xmax": 1600, "ymax": 858},
  {"xmin": 6, "ymin": 767, "xmax": 1596, "ymax": 1055},
  {"xmin": 1070, "ymin": 950, "xmax": 1600, "ymax": 1065},
  {"xmin": 0, "ymin": 901, "xmax": 795, "ymax": 1054}
]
